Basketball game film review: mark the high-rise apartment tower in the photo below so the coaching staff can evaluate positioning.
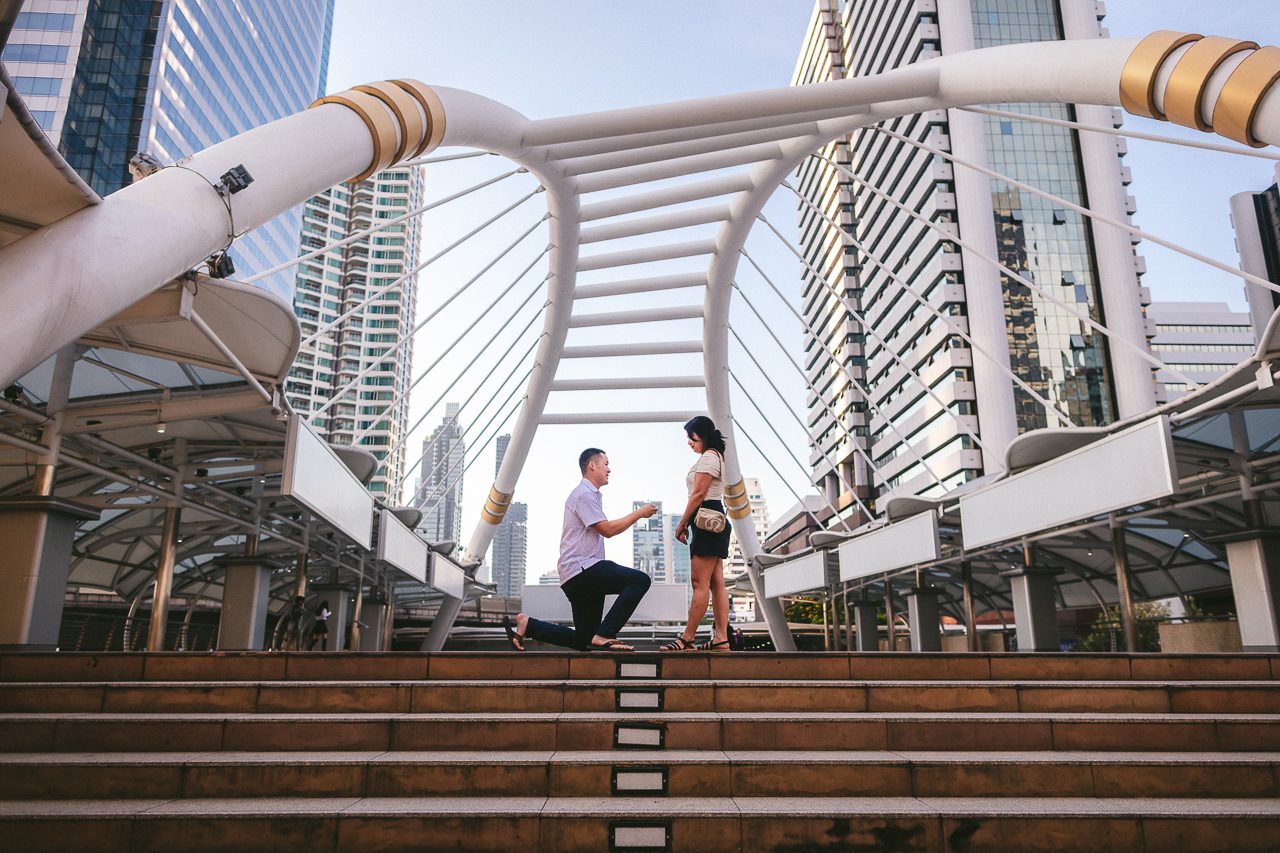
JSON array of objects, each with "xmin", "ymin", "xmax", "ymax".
[
  {"xmin": 413, "ymin": 403, "xmax": 465, "ymax": 545},
  {"xmin": 792, "ymin": 0, "xmax": 1151, "ymax": 517},
  {"xmin": 285, "ymin": 167, "xmax": 426, "ymax": 499}
]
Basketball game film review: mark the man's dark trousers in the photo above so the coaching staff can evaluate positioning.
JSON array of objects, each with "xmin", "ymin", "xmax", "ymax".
[{"xmin": 523, "ymin": 560, "xmax": 652, "ymax": 649}]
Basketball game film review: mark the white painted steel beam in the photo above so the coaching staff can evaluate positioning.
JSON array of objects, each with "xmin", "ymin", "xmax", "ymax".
[
  {"xmin": 561, "ymin": 122, "xmax": 818, "ymax": 175},
  {"xmin": 541, "ymin": 107, "xmax": 861, "ymax": 159},
  {"xmin": 573, "ymin": 272, "xmax": 705, "ymax": 299},
  {"xmin": 573, "ymin": 142, "xmax": 782, "ymax": 193},
  {"xmin": 521, "ymin": 65, "xmax": 939, "ymax": 145},
  {"xmin": 568, "ymin": 305, "xmax": 703, "ymax": 328},
  {"xmin": 579, "ymin": 174, "xmax": 754, "ymax": 222},
  {"xmin": 540, "ymin": 411, "xmax": 693, "ymax": 425},
  {"xmin": 549, "ymin": 376, "xmax": 705, "ymax": 392},
  {"xmin": 579, "ymin": 206, "xmax": 730, "ymax": 244},
  {"xmin": 577, "ymin": 239, "xmax": 716, "ymax": 272},
  {"xmin": 560, "ymin": 341, "xmax": 703, "ymax": 358}
]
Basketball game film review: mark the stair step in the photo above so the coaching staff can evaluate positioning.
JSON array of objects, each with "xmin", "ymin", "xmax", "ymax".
[
  {"xmin": 2, "ymin": 796, "xmax": 1278, "ymax": 852},
  {"xmin": 3, "ymin": 652, "xmax": 1277, "ymax": 683},
  {"xmin": 2, "ymin": 750, "xmax": 1276, "ymax": 800},
  {"xmin": 5, "ymin": 678, "xmax": 1279, "ymax": 714},
  {"xmin": 4, "ymin": 711, "xmax": 1279, "ymax": 752}
]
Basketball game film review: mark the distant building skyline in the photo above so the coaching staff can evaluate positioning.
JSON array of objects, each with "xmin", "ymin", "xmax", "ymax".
[
  {"xmin": 490, "ymin": 434, "xmax": 529, "ymax": 598},
  {"xmin": 414, "ymin": 402, "xmax": 465, "ymax": 545},
  {"xmin": 1147, "ymin": 303, "xmax": 1255, "ymax": 402},
  {"xmin": 632, "ymin": 499, "xmax": 667, "ymax": 583}
]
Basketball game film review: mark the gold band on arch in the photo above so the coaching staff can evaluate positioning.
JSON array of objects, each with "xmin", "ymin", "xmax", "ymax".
[
  {"xmin": 310, "ymin": 79, "xmax": 447, "ymax": 182},
  {"xmin": 1120, "ymin": 31, "xmax": 1280, "ymax": 148}
]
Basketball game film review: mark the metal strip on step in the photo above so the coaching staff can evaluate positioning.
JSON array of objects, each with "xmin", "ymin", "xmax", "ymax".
[
  {"xmin": 616, "ymin": 688, "xmax": 664, "ymax": 711},
  {"xmin": 617, "ymin": 657, "xmax": 662, "ymax": 679},
  {"xmin": 611, "ymin": 765, "xmax": 669, "ymax": 796},
  {"xmin": 610, "ymin": 821, "xmax": 671, "ymax": 851},
  {"xmin": 614, "ymin": 720, "xmax": 666, "ymax": 749}
]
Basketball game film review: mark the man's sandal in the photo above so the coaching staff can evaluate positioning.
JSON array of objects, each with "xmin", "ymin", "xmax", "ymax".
[
  {"xmin": 699, "ymin": 639, "xmax": 731, "ymax": 652},
  {"xmin": 502, "ymin": 615, "xmax": 525, "ymax": 651},
  {"xmin": 660, "ymin": 635, "xmax": 697, "ymax": 651},
  {"xmin": 589, "ymin": 638, "xmax": 633, "ymax": 651}
]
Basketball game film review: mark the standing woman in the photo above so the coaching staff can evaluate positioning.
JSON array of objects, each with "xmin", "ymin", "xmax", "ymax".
[
  {"xmin": 308, "ymin": 599, "xmax": 331, "ymax": 651},
  {"xmin": 664, "ymin": 416, "xmax": 732, "ymax": 651}
]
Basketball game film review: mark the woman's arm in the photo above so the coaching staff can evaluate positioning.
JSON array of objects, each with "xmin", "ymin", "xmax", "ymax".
[{"xmin": 674, "ymin": 473, "xmax": 713, "ymax": 543}]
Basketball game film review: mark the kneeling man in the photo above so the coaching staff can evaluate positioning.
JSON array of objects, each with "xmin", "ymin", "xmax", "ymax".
[{"xmin": 507, "ymin": 448, "xmax": 654, "ymax": 651}]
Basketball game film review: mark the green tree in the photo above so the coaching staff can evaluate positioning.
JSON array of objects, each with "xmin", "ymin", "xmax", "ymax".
[
  {"xmin": 1078, "ymin": 601, "xmax": 1170, "ymax": 652},
  {"xmin": 784, "ymin": 596, "xmax": 825, "ymax": 624}
]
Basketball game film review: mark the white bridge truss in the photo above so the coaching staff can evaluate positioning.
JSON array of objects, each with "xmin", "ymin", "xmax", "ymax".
[{"xmin": 2, "ymin": 30, "xmax": 1280, "ymax": 650}]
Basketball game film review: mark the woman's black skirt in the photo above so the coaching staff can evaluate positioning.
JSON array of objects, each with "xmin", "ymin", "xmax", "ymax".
[{"xmin": 689, "ymin": 499, "xmax": 731, "ymax": 558}]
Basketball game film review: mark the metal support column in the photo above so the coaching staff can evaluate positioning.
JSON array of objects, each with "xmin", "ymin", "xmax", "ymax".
[
  {"xmin": 884, "ymin": 578, "xmax": 897, "ymax": 651},
  {"xmin": 146, "ymin": 505, "xmax": 181, "ymax": 652},
  {"xmin": 905, "ymin": 586, "xmax": 942, "ymax": 652},
  {"xmin": 423, "ymin": 595, "xmax": 463, "ymax": 651},
  {"xmin": 961, "ymin": 560, "xmax": 979, "ymax": 652},
  {"xmin": 1111, "ymin": 521, "xmax": 1139, "ymax": 652},
  {"xmin": 1004, "ymin": 544, "xmax": 1060, "ymax": 652},
  {"xmin": 1224, "ymin": 410, "xmax": 1280, "ymax": 650},
  {"xmin": 852, "ymin": 599, "xmax": 879, "ymax": 652}
]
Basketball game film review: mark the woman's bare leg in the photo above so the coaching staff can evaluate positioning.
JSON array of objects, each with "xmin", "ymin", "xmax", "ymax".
[
  {"xmin": 680, "ymin": 555, "xmax": 716, "ymax": 642},
  {"xmin": 710, "ymin": 559, "xmax": 730, "ymax": 643}
]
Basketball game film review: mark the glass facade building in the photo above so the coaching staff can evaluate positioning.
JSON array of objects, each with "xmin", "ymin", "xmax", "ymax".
[
  {"xmin": 792, "ymin": 0, "xmax": 1148, "ymax": 511},
  {"xmin": 4, "ymin": 0, "xmax": 335, "ymax": 299},
  {"xmin": 972, "ymin": 0, "xmax": 1115, "ymax": 431},
  {"xmin": 632, "ymin": 500, "xmax": 667, "ymax": 583}
]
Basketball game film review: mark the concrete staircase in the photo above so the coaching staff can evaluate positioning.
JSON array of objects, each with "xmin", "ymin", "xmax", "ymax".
[{"xmin": 1, "ymin": 651, "xmax": 1279, "ymax": 851}]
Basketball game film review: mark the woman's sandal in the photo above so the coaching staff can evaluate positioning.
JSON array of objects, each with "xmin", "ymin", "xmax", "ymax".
[
  {"xmin": 699, "ymin": 638, "xmax": 731, "ymax": 652},
  {"xmin": 660, "ymin": 635, "xmax": 697, "ymax": 651}
]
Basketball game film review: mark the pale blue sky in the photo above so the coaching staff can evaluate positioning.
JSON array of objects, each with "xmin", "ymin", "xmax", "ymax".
[{"xmin": 324, "ymin": 1, "xmax": 1280, "ymax": 582}]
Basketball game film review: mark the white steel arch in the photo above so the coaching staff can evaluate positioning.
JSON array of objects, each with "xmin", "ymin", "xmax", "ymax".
[{"xmin": 2, "ymin": 33, "xmax": 1279, "ymax": 650}]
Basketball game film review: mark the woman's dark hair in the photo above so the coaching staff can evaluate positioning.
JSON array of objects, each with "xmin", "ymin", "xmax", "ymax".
[
  {"xmin": 319, "ymin": 600, "xmax": 330, "ymax": 610},
  {"xmin": 684, "ymin": 415, "xmax": 726, "ymax": 454}
]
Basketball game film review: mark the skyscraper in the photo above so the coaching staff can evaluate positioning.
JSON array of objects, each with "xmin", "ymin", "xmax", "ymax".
[
  {"xmin": 632, "ymin": 500, "xmax": 666, "ymax": 583},
  {"xmin": 792, "ymin": 0, "xmax": 1150, "ymax": 514},
  {"xmin": 413, "ymin": 403, "xmax": 465, "ymax": 545},
  {"xmin": 489, "ymin": 434, "xmax": 529, "ymax": 598},
  {"xmin": 4, "ymin": 0, "xmax": 335, "ymax": 298},
  {"xmin": 1231, "ymin": 165, "xmax": 1280, "ymax": 340},
  {"xmin": 285, "ymin": 167, "xmax": 425, "ymax": 499}
]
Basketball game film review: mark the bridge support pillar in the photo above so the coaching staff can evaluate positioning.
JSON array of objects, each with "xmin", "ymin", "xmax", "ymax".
[
  {"xmin": 217, "ymin": 557, "xmax": 281, "ymax": 651},
  {"xmin": 905, "ymin": 586, "xmax": 942, "ymax": 652},
  {"xmin": 1225, "ymin": 534, "xmax": 1280, "ymax": 652},
  {"xmin": 0, "ymin": 497, "xmax": 99, "ymax": 649},
  {"xmin": 1004, "ymin": 561, "xmax": 1060, "ymax": 652},
  {"xmin": 358, "ymin": 588, "xmax": 389, "ymax": 651},
  {"xmin": 851, "ymin": 599, "xmax": 879, "ymax": 652},
  {"xmin": 422, "ymin": 595, "xmax": 462, "ymax": 651}
]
